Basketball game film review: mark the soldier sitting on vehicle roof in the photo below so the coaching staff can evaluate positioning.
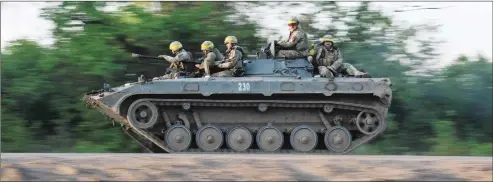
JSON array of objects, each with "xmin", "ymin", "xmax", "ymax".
[
  {"xmin": 268, "ymin": 17, "xmax": 309, "ymax": 59},
  {"xmin": 211, "ymin": 36, "xmax": 245, "ymax": 77},
  {"xmin": 132, "ymin": 41, "xmax": 198, "ymax": 80},
  {"xmin": 195, "ymin": 41, "xmax": 224, "ymax": 78},
  {"xmin": 307, "ymin": 35, "xmax": 369, "ymax": 79}
]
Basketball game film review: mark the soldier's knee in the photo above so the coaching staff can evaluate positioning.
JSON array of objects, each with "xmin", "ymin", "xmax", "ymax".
[
  {"xmin": 212, "ymin": 71, "xmax": 228, "ymax": 77},
  {"xmin": 319, "ymin": 67, "xmax": 329, "ymax": 76},
  {"xmin": 322, "ymin": 71, "xmax": 334, "ymax": 78},
  {"xmin": 211, "ymin": 73, "xmax": 220, "ymax": 77}
]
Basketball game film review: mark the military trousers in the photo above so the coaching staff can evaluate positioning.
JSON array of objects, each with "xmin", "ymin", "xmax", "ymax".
[
  {"xmin": 318, "ymin": 63, "xmax": 364, "ymax": 77},
  {"xmin": 211, "ymin": 70, "xmax": 235, "ymax": 77},
  {"xmin": 276, "ymin": 50, "xmax": 306, "ymax": 59}
]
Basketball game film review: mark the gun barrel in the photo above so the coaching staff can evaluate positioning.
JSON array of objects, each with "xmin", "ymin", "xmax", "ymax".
[{"xmin": 136, "ymin": 55, "xmax": 162, "ymax": 60}]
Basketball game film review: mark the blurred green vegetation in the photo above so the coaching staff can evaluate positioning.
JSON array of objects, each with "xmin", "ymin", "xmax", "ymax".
[{"xmin": 1, "ymin": 2, "xmax": 491, "ymax": 155}]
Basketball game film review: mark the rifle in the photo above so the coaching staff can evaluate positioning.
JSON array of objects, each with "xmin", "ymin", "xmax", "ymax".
[
  {"xmin": 131, "ymin": 53, "xmax": 200, "ymax": 64},
  {"xmin": 131, "ymin": 53, "xmax": 183, "ymax": 70},
  {"xmin": 131, "ymin": 53, "xmax": 164, "ymax": 59}
]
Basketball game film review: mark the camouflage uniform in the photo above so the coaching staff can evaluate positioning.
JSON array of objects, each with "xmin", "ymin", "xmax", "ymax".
[
  {"xmin": 200, "ymin": 41, "xmax": 224, "ymax": 77},
  {"xmin": 211, "ymin": 36, "xmax": 244, "ymax": 77},
  {"xmin": 234, "ymin": 46, "xmax": 246, "ymax": 60},
  {"xmin": 161, "ymin": 49, "xmax": 192, "ymax": 64},
  {"xmin": 276, "ymin": 17, "xmax": 309, "ymax": 59},
  {"xmin": 157, "ymin": 41, "xmax": 194, "ymax": 79},
  {"xmin": 308, "ymin": 35, "xmax": 367, "ymax": 78},
  {"xmin": 213, "ymin": 46, "xmax": 243, "ymax": 77}
]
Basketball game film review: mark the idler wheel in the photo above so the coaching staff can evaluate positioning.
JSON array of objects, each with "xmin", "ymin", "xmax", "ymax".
[
  {"xmin": 165, "ymin": 125, "xmax": 192, "ymax": 152},
  {"xmin": 256, "ymin": 125, "xmax": 283, "ymax": 152},
  {"xmin": 290, "ymin": 125, "xmax": 318, "ymax": 152},
  {"xmin": 324, "ymin": 126, "xmax": 352, "ymax": 153},
  {"xmin": 127, "ymin": 100, "xmax": 159, "ymax": 129},
  {"xmin": 196, "ymin": 125, "xmax": 224, "ymax": 152},
  {"xmin": 226, "ymin": 126, "xmax": 253, "ymax": 152},
  {"xmin": 356, "ymin": 111, "xmax": 381, "ymax": 135}
]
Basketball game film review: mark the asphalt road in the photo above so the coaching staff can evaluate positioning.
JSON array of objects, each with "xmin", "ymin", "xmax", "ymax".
[{"xmin": 1, "ymin": 153, "xmax": 492, "ymax": 181}]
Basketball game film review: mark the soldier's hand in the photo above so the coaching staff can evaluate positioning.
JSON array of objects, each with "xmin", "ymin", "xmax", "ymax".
[
  {"xmin": 195, "ymin": 64, "xmax": 203, "ymax": 69},
  {"xmin": 307, "ymin": 56, "xmax": 313, "ymax": 63},
  {"xmin": 131, "ymin": 53, "xmax": 140, "ymax": 58}
]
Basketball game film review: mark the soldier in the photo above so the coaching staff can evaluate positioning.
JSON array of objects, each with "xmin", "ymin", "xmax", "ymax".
[
  {"xmin": 132, "ymin": 41, "xmax": 196, "ymax": 80},
  {"xmin": 211, "ymin": 36, "xmax": 244, "ymax": 77},
  {"xmin": 223, "ymin": 36, "xmax": 247, "ymax": 61},
  {"xmin": 307, "ymin": 35, "xmax": 368, "ymax": 78},
  {"xmin": 274, "ymin": 17, "xmax": 309, "ymax": 59},
  {"xmin": 195, "ymin": 41, "xmax": 224, "ymax": 77}
]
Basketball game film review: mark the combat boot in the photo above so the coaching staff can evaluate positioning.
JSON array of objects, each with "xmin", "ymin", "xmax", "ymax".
[{"xmin": 354, "ymin": 69, "xmax": 371, "ymax": 78}]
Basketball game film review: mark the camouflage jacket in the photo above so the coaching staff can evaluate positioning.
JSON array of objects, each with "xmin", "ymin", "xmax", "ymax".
[
  {"xmin": 313, "ymin": 46, "xmax": 343, "ymax": 70},
  {"xmin": 163, "ymin": 49, "xmax": 193, "ymax": 70},
  {"xmin": 278, "ymin": 29, "xmax": 309, "ymax": 53},
  {"xmin": 203, "ymin": 48, "xmax": 224, "ymax": 66},
  {"xmin": 164, "ymin": 49, "xmax": 192, "ymax": 63},
  {"xmin": 232, "ymin": 45, "xmax": 246, "ymax": 61},
  {"xmin": 218, "ymin": 46, "xmax": 243, "ymax": 69},
  {"xmin": 203, "ymin": 48, "xmax": 224, "ymax": 75}
]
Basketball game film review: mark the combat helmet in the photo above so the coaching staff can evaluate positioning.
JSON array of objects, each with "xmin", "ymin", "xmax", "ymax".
[
  {"xmin": 169, "ymin": 41, "xmax": 183, "ymax": 52},
  {"xmin": 201, "ymin": 41, "xmax": 214, "ymax": 51},
  {"xmin": 287, "ymin": 17, "xmax": 300, "ymax": 25},
  {"xmin": 224, "ymin": 36, "xmax": 238, "ymax": 44},
  {"xmin": 319, "ymin": 34, "xmax": 334, "ymax": 43}
]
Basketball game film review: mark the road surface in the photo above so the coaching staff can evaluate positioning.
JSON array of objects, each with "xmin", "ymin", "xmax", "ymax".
[{"xmin": 1, "ymin": 153, "xmax": 492, "ymax": 181}]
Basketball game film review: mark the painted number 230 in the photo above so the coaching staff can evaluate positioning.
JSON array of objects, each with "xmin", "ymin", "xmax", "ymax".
[{"xmin": 238, "ymin": 82, "xmax": 251, "ymax": 91}]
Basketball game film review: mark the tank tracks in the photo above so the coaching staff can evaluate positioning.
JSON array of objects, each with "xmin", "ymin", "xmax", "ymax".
[{"xmin": 83, "ymin": 95, "xmax": 388, "ymax": 154}]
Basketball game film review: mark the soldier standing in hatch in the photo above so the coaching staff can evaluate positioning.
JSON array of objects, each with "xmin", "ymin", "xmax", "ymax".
[
  {"xmin": 274, "ymin": 17, "xmax": 309, "ymax": 59},
  {"xmin": 211, "ymin": 36, "xmax": 244, "ymax": 77},
  {"xmin": 307, "ymin": 35, "xmax": 368, "ymax": 78},
  {"xmin": 195, "ymin": 41, "xmax": 224, "ymax": 77}
]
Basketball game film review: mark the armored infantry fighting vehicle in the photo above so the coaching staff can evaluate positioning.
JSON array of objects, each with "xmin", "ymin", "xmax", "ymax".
[{"xmin": 82, "ymin": 43, "xmax": 393, "ymax": 154}]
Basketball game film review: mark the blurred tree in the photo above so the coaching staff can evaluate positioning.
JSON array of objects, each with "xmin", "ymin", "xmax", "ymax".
[{"xmin": 2, "ymin": 1, "xmax": 263, "ymax": 152}]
